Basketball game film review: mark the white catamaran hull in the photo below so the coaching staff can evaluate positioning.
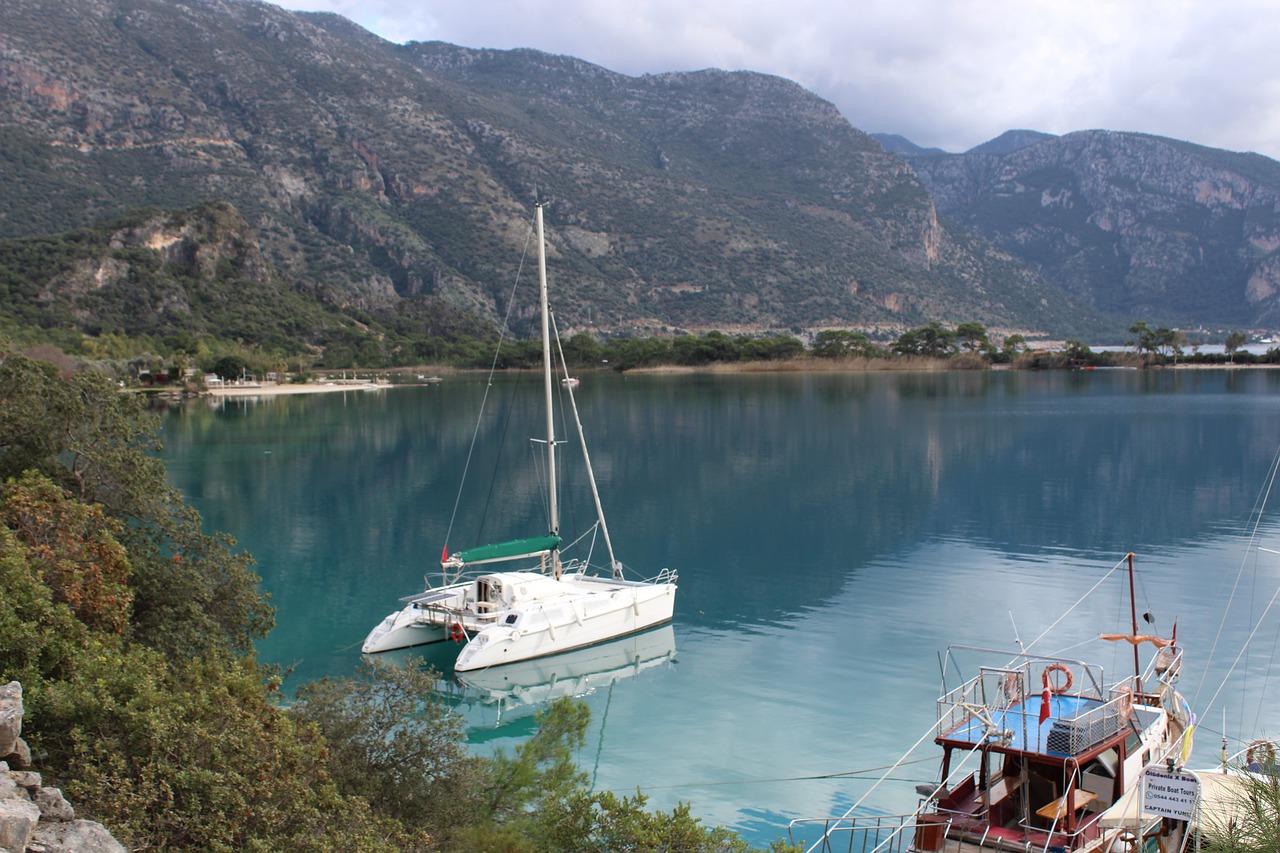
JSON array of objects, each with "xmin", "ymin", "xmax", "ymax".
[
  {"xmin": 361, "ymin": 606, "xmax": 449, "ymax": 654},
  {"xmin": 454, "ymin": 576, "xmax": 676, "ymax": 671},
  {"xmin": 361, "ymin": 582, "xmax": 471, "ymax": 654}
]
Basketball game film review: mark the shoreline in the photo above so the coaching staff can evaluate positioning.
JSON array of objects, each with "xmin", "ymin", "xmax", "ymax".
[
  {"xmin": 205, "ymin": 380, "xmax": 401, "ymax": 397},
  {"xmin": 193, "ymin": 360, "xmax": 1278, "ymax": 399}
]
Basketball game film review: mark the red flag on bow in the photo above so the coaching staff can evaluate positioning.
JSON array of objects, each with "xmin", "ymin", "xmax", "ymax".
[
  {"xmin": 441, "ymin": 545, "xmax": 448, "ymax": 563},
  {"xmin": 1039, "ymin": 686, "xmax": 1052, "ymax": 725}
]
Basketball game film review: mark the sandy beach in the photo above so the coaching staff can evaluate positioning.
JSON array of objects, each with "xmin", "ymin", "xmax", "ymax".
[
  {"xmin": 205, "ymin": 380, "xmax": 401, "ymax": 397},
  {"xmin": 198, "ymin": 359, "xmax": 1270, "ymax": 399}
]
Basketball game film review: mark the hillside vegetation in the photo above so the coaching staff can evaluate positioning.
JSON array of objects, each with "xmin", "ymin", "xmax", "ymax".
[{"xmin": 4, "ymin": 0, "xmax": 1280, "ymax": 364}]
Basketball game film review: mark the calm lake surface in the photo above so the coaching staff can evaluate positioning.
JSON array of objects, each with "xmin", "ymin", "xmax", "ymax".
[{"xmin": 158, "ymin": 369, "xmax": 1280, "ymax": 848}]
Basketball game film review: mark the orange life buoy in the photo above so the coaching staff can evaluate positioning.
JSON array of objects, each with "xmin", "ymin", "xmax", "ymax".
[
  {"xmin": 1115, "ymin": 686, "xmax": 1134, "ymax": 719},
  {"xmin": 449, "ymin": 622, "xmax": 465, "ymax": 643},
  {"xmin": 1001, "ymin": 672, "xmax": 1022, "ymax": 703},
  {"xmin": 1042, "ymin": 663, "xmax": 1073, "ymax": 695},
  {"xmin": 1246, "ymin": 739, "xmax": 1277, "ymax": 767}
]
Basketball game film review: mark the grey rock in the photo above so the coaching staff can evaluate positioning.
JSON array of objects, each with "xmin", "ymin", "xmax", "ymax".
[
  {"xmin": 4, "ymin": 737, "xmax": 31, "ymax": 770},
  {"xmin": 7, "ymin": 772, "xmax": 39, "ymax": 792},
  {"xmin": 0, "ymin": 685, "xmax": 21, "ymax": 759},
  {"xmin": 31, "ymin": 820, "xmax": 128, "ymax": 853},
  {"xmin": 0, "ymin": 797, "xmax": 39, "ymax": 853},
  {"xmin": 35, "ymin": 787, "xmax": 75, "ymax": 822}
]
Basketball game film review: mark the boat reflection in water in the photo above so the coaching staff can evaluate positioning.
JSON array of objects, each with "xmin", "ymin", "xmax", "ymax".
[
  {"xmin": 369, "ymin": 625, "xmax": 677, "ymax": 730},
  {"xmin": 456, "ymin": 624, "xmax": 677, "ymax": 722}
]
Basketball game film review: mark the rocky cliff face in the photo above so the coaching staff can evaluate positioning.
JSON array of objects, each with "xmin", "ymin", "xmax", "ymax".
[
  {"xmin": 0, "ymin": 0, "xmax": 1090, "ymax": 337},
  {"xmin": 907, "ymin": 131, "xmax": 1280, "ymax": 327},
  {"xmin": 3, "ymin": 201, "xmax": 365, "ymax": 347}
]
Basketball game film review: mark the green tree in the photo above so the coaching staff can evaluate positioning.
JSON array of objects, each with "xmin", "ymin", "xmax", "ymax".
[
  {"xmin": 1226, "ymin": 331, "xmax": 1248, "ymax": 363},
  {"xmin": 893, "ymin": 323, "xmax": 958, "ymax": 358},
  {"xmin": 1129, "ymin": 321, "xmax": 1155, "ymax": 355},
  {"xmin": 995, "ymin": 333, "xmax": 1027, "ymax": 364},
  {"xmin": 811, "ymin": 330, "xmax": 878, "ymax": 359},
  {"xmin": 212, "ymin": 353, "xmax": 249, "ymax": 381},
  {"xmin": 290, "ymin": 656, "xmax": 487, "ymax": 833},
  {"xmin": 0, "ymin": 472, "xmax": 132, "ymax": 634},
  {"xmin": 954, "ymin": 322, "xmax": 991, "ymax": 355},
  {"xmin": 1001, "ymin": 334, "xmax": 1027, "ymax": 355},
  {"xmin": 561, "ymin": 332, "xmax": 603, "ymax": 367},
  {"xmin": 1062, "ymin": 340, "xmax": 1095, "ymax": 365},
  {"xmin": 604, "ymin": 337, "xmax": 671, "ymax": 371},
  {"xmin": 0, "ymin": 525, "xmax": 423, "ymax": 852},
  {"xmin": 1129, "ymin": 321, "xmax": 1183, "ymax": 360},
  {"xmin": 0, "ymin": 350, "xmax": 272, "ymax": 659},
  {"xmin": 1201, "ymin": 757, "xmax": 1280, "ymax": 852},
  {"xmin": 739, "ymin": 334, "xmax": 804, "ymax": 361},
  {"xmin": 464, "ymin": 696, "xmax": 786, "ymax": 851},
  {"xmin": 672, "ymin": 332, "xmax": 738, "ymax": 365}
]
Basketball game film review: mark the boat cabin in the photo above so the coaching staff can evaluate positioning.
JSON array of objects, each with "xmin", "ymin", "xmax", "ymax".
[
  {"xmin": 918, "ymin": 657, "xmax": 1175, "ymax": 852},
  {"xmin": 474, "ymin": 571, "xmax": 567, "ymax": 611}
]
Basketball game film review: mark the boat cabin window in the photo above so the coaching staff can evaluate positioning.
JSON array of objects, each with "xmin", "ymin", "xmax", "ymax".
[
  {"xmin": 1125, "ymin": 731, "xmax": 1142, "ymax": 754},
  {"xmin": 505, "ymin": 613, "xmax": 519, "ymax": 625},
  {"xmin": 1090, "ymin": 748, "xmax": 1119, "ymax": 778}
]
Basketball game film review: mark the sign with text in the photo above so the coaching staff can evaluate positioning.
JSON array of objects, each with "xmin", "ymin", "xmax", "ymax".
[{"xmin": 1142, "ymin": 767, "xmax": 1200, "ymax": 820}]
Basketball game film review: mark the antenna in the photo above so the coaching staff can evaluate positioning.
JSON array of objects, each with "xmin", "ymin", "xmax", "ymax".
[{"xmin": 1008, "ymin": 611, "xmax": 1024, "ymax": 651}]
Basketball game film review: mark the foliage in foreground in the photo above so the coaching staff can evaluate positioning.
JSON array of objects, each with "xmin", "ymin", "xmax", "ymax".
[
  {"xmin": 0, "ymin": 350, "xmax": 272, "ymax": 660},
  {"xmin": 292, "ymin": 659, "xmax": 797, "ymax": 851},
  {"xmin": 0, "ymin": 343, "xmax": 794, "ymax": 851},
  {"xmin": 1201, "ymin": 763, "xmax": 1280, "ymax": 853}
]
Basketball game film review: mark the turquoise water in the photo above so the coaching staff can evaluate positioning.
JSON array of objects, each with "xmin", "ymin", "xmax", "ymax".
[{"xmin": 157, "ymin": 369, "xmax": 1280, "ymax": 848}]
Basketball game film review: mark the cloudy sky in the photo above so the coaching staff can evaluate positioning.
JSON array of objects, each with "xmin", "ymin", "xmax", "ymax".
[{"xmin": 272, "ymin": 0, "xmax": 1280, "ymax": 160}]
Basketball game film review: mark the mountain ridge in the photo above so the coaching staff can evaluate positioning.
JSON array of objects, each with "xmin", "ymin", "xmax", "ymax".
[
  {"xmin": 5, "ymin": 0, "xmax": 1280, "ymax": 352},
  {"xmin": 0, "ymin": 0, "xmax": 1102, "ymax": 349},
  {"xmin": 906, "ymin": 128, "xmax": 1280, "ymax": 327}
]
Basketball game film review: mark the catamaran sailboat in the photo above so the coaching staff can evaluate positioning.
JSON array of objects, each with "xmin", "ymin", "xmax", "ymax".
[{"xmin": 361, "ymin": 204, "xmax": 678, "ymax": 671}]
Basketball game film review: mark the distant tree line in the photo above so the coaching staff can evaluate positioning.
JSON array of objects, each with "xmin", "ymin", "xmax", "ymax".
[{"xmin": 7, "ymin": 313, "xmax": 1278, "ymax": 388}]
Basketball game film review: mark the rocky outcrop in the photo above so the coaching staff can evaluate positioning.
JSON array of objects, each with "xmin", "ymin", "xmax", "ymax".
[
  {"xmin": 0, "ymin": 683, "xmax": 126, "ymax": 853},
  {"xmin": 908, "ymin": 130, "xmax": 1280, "ymax": 327}
]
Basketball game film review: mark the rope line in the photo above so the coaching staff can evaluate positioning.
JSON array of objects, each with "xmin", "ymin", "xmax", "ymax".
[
  {"xmin": 1191, "ymin": 445, "xmax": 1280, "ymax": 724},
  {"xmin": 599, "ymin": 755, "xmax": 937, "ymax": 793},
  {"xmin": 443, "ymin": 218, "xmax": 536, "ymax": 556},
  {"xmin": 1023, "ymin": 554, "xmax": 1128, "ymax": 654}
]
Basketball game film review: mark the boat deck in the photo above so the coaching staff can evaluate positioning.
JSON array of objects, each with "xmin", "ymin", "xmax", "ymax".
[{"xmin": 940, "ymin": 688, "xmax": 1149, "ymax": 761}]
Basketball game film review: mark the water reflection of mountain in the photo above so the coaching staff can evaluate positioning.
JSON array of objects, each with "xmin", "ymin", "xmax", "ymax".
[
  {"xmin": 910, "ymin": 369, "xmax": 1280, "ymax": 555},
  {"xmin": 157, "ymin": 371, "xmax": 1280, "ymax": 679},
  {"xmin": 583, "ymin": 371, "xmax": 1280, "ymax": 623}
]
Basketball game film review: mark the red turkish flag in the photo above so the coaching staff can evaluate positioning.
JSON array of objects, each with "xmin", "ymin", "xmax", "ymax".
[
  {"xmin": 1039, "ymin": 687, "xmax": 1052, "ymax": 725},
  {"xmin": 441, "ymin": 545, "xmax": 449, "ymax": 563}
]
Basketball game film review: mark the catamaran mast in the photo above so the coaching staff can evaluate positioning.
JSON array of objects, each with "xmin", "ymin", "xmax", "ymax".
[
  {"xmin": 1127, "ymin": 552, "xmax": 1140, "ymax": 686},
  {"xmin": 536, "ymin": 204, "xmax": 560, "ymax": 570}
]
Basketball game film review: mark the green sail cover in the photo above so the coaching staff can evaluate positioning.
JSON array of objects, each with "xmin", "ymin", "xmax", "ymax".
[{"xmin": 449, "ymin": 534, "xmax": 560, "ymax": 566}]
